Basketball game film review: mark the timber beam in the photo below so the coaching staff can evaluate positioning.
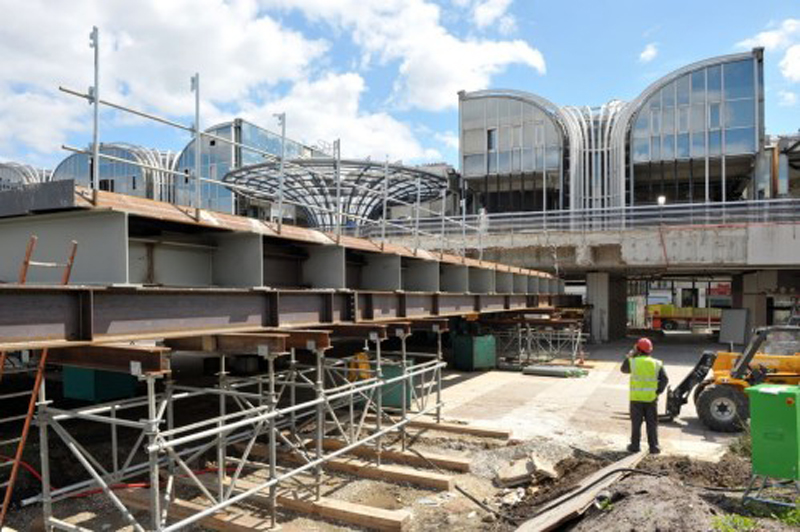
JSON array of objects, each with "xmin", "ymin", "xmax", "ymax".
[{"xmin": 48, "ymin": 344, "xmax": 171, "ymax": 374}]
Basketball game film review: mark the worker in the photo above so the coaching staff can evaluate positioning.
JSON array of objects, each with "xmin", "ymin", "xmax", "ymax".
[{"xmin": 621, "ymin": 338, "xmax": 668, "ymax": 454}]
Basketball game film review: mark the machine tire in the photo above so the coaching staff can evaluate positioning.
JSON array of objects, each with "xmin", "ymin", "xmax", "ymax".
[
  {"xmin": 693, "ymin": 381, "xmax": 711, "ymax": 406},
  {"xmin": 662, "ymin": 320, "xmax": 678, "ymax": 331},
  {"xmin": 697, "ymin": 385, "xmax": 749, "ymax": 432}
]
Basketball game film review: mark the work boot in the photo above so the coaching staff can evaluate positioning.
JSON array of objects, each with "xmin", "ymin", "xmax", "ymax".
[
  {"xmin": 649, "ymin": 447, "xmax": 661, "ymax": 455},
  {"xmin": 626, "ymin": 444, "xmax": 640, "ymax": 453}
]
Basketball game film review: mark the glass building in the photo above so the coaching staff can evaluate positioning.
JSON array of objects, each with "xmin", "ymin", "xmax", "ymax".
[
  {"xmin": 0, "ymin": 162, "xmax": 51, "ymax": 190},
  {"xmin": 52, "ymin": 143, "xmax": 176, "ymax": 202},
  {"xmin": 460, "ymin": 48, "xmax": 765, "ymax": 212}
]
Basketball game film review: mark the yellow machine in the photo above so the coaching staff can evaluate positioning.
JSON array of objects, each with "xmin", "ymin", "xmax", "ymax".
[{"xmin": 664, "ymin": 326, "xmax": 800, "ymax": 432}]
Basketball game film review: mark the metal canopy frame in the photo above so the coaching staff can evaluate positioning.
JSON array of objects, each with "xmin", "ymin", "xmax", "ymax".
[{"xmin": 224, "ymin": 158, "xmax": 446, "ymax": 228}]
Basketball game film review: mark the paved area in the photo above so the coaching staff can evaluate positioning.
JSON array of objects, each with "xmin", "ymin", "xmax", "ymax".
[{"xmin": 439, "ymin": 333, "xmax": 738, "ymax": 460}]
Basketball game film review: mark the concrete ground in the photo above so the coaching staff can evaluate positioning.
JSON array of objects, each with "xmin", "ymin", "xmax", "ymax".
[{"xmin": 439, "ymin": 333, "xmax": 738, "ymax": 460}]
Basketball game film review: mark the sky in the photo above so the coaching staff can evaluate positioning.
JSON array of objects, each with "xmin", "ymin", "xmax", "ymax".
[{"xmin": 0, "ymin": 0, "xmax": 798, "ymax": 170}]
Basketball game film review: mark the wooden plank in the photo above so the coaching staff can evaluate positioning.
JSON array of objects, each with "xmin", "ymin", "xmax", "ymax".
[
  {"xmin": 517, "ymin": 451, "xmax": 647, "ymax": 532},
  {"xmin": 268, "ymin": 329, "xmax": 333, "ymax": 351},
  {"xmin": 118, "ymin": 488, "xmax": 272, "ymax": 532},
  {"xmin": 318, "ymin": 438, "xmax": 471, "ymax": 472},
  {"xmin": 48, "ymin": 344, "xmax": 170, "ymax": 374},
  {"xmin": 366, "ymin": 415, "xmax": 511, "ymax": 440},
  {"xmin": 247, "ymin": 444, "xmax": 453, "ymax": 491},
  {"xmin": 192, "ymin": 474, "xmax": 411, "ymax": 531},
  {"xmin": 163, "ymin": 333, "xmax": 288, "ymax": 354},
  {"xmin": 320, "ymin": 324, "xmax": 388, "ymax": 340}
]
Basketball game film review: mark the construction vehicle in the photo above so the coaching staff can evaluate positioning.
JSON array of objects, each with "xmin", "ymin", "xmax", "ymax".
[
  {"xmin": 647, "ymin": 304, "xmax": 721, "ymax": 331},
  {"xmin": 662, "ymin": 326, "xmax": 800, "ymax": 432}
]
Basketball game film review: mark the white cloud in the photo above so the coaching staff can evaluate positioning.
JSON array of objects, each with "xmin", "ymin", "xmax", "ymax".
[
  {"xmin": 639, "ymin": 43, "xmax": 658, "ymax": 63},
  {"xmin": 435, "ymin": 131, "xmax": 460, "ymax": 150},
  {"xmin": 778, "ymin": 90, "xmax": 798, "ymax": 107},
  {"xmin": 737, "ymin": 19, "xmax": 799, "ymax": 51},
  {"xmin": 473, "ymin": 0, "xmax": 515, "ymax": 32},
  {"xmin": 261, "ymin": 0, "xmax": 545, "ymax": 111},
  {"xmin": 780, "ymin": 44, "xmax": 800, "ymax": 83},
  {"xmin": 738, "ymin": 19, "xmax": 800, "ymax": 85},
  {"xmin": 241, "ymin": 73, "xmax": 436, "ymax": 161},
  {"xmin": 0, "ymin": 0, "xmax": 328, "ymax": 160}
]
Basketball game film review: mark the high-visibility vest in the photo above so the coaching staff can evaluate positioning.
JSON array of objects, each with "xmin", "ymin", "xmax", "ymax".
[{"xmin": 629, "ymin": 356, "xmax": 662, "ymax": 403}]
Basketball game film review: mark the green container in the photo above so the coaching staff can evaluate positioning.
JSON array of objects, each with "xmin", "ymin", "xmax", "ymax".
[
  {"xmin": 63, "ymin": 366, "xmax": 138, "ymax": 403},
  {"xmin": 381, "ymin": 359, "xmax": 414, "ymax": 408},
  {"xmin": 452, "ymin": 335, "xmax": 496, "ymax": 371},
  {"xmin": 745, "ymin": 384, "xmax": 800, "ymax": 480}
]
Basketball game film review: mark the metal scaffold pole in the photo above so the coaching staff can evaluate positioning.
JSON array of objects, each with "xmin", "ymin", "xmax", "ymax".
[
  {"xmin": 191, "ymin": 73, "xmax": 201, "ymax": 213},
  {"xmin": 334, "ymin": 139, "xmax": 342, "ymax": 243},
  {"xmin": 89, "ymin": 26, "xmax": 100, "ymax": 195},
  {"xmin": 275, "ymin": 112, "xmax": 286, "ymax": 233}
]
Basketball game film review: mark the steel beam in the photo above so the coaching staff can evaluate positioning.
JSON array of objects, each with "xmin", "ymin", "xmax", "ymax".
[{"xmin": 47, "ymin": 345, "xmax": 170, "ymax": 374}]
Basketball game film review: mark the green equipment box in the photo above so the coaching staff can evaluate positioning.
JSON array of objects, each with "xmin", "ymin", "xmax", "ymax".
[
  {"xmin": 381, "ymin": 359, "xmax": 415, "ymax": 408},
  {"xmin": 745, "ymin": 384, "xmax": 800, "ymax": 480},
  {"xmin": 63, "ymin": 366, "xmax": 138, "ymax": 403},
  {"xmin": 452, "ymin": 335, "xmax": 496, "ymax": 371}
]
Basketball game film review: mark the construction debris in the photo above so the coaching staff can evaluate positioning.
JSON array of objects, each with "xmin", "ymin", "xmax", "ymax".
[{"xmin": 522, "ymin": 365, "xmax": 589, "ymax": 378}]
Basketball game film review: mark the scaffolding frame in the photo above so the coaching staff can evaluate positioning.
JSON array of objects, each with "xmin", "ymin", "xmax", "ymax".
[{"xmin": 24, "ymin": 326, "xmax": 446, "ymax": 531}]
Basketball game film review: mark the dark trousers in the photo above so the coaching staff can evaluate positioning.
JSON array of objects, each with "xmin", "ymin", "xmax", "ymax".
[{"xmin": 630, "ymin": 400, "xmax": 659, "ymax": 451}]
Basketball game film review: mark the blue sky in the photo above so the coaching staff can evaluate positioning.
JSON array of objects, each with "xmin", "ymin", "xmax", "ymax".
[{"xmin": 0, "ymin": 0, "xmax": 798, "ymax": 170}]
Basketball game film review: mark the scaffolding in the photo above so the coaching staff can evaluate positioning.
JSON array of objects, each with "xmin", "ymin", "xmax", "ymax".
[
  {"xmin": 495, "ymin": 324, "xmax": 585, "ymax": 369},
  {"xmin": 16, "ymin": 324, "xmax": 446, "ymax": 530}
]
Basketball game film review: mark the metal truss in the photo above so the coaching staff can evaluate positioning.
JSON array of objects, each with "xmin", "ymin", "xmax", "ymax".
[
  {"xmin": 494, "ymin": 324, "xmax": 585, "ymax": 368},
  {"xmin": 24, "ymin": 328, "xmax": 446, "ymax": 531}
]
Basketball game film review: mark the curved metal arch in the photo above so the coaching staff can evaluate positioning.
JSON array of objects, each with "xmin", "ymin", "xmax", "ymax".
[
  {"xmin": 223, "ymin": 158, "xmax": 447, "ymax": 228},
  {"xmin": 0, "ymin": 162, "xmax": 52, "ymax": 188},
  {"xmin": 609, "ymin": 49, "xmax": 761, "ymax": 187}
]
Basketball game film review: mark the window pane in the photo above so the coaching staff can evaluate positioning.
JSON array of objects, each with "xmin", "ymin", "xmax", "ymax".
[
  {"xmin": 690, "ymin": 104, "xmax": 705, "ymax": 132},
  {"xmin": 677, "ymin": 133, "xmax": 690, "ymax": 159},
  {"xmin": 723, "ymin": 60, "xmax": 754, "ymax": 100},
  {"xmin": 651, "ymin": 136, "xmax": 661, "ymax": 160},
  {"xmin": 633, "ymin": 138, "xmax": 649, "ymax": 162},
  {"xmin": 709, "ymin": 103, "xmax": 721, "ymax": 129},
  {"xmin": 661, "ymin": 83, "xmax": 675, "ymax": 107},
  {"xmin": 464, "ymin": 154, "xmax": 485, "ymax": 176},
  {"xmin": 462, "ymin": 100, "xmax": 484, "ymax": 129},
  {"xmin": 648, "ymin": 91, "xmax": 661, "ymax": 109},
  {"xmin": 724, "ymin": 99, "xmax": 755, "ymax": 128},
  {"xmin": 485, "ymin": 98, "xmax": 499, "ymax": 124},
  {"xmin": 546, "ymin": 148, "xmax": 560, "ymax": 169},
  {"xmin": 488, "ymin": 152, "xmax": 497, "ymax": 173},
  {"xmin": 512, "ymin": 126, "xmax": 522, "ymax": 148},
  {"xmin": 678, "ymin": 107, "xmax": 689, "ymax": 133},
  {"xmin": 708, "ymin": 130, "xmax": 721, "ymax": 156},
  {"xmin": 691, "ymin": 132, "xmax": 706, "ymax": 157},
  {"xmin": 498, "ymin": 99, "xmax": 511, "ymax": 124},
  {"xmin": 662, "ymin": 107, "xmax": 674, "ymax": 134},
  {"xmin": 509, "ymin": 100, "xmax": 522, "ymax": 125},
  {"xmin": 463, "ymin": 129, "xmax": 483, "ymax": 153},
  {"xmin": 724, "ymin": 127, "xmax": 756, "ymax": 154},
  {"xmin": 707, "ymin": 65, "xmax": 721, "ymax": 101},
  {"xmin": 522, "ymin": 148, "xmax": 534, "ymax": 171},
  {"xmin": 499, "ymin": 151, "xmax": 511, "ymax": 173},
  {"xmin": 676, "ymin": 75, "xmax": 690, "ymax": 106},
  {"xmin": 634, "ymin": 112, "xmax": 649, "ymax": 138},
  {"xmin": 487, "ymin": 129, "xmax": 497, "ymax": 151},
  {"xmin": 650, "ymin": 109, "xmax": 661, "ymax": 135},
  {"xmin": 523, "ymin": 122, "xmax": 534, "ymax": 147},
  {"xmin": 663, "ymin": 134, "xmax": 675, "ymax": 159},
  {"xmin": 691, "ymin": 70, "xmax": 706, "ymax": 104},
  {"xmin": 512, "ymin": 150, "xmax": 521, "ymax": 172},
  {"xmin": 499, "ymin": 126, "xmax": 512, "ymax": 150}
]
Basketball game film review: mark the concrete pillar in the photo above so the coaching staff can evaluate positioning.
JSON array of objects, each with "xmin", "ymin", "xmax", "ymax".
[{"xmin": 586, "ymin": 272, "xmax": 627, "ymax": 343}]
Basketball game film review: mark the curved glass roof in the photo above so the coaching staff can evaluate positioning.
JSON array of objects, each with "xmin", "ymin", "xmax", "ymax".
[
  {"xmin": 223, "ymin": 158, "xmax": 448, "ymax": 227},
  {"xmin": 0, "ymin": 162, "xmax": 51, "ymax": 189}
]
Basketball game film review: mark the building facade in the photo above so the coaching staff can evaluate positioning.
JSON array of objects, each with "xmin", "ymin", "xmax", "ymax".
[{"xmin": 460, "ymin": 48, "xmax": 766, "ymax": 212}]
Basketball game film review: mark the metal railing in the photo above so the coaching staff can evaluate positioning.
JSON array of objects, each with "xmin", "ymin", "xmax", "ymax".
[{"xmin": 361, "ymin": 198, "xmax": 800, "ymax": 240}]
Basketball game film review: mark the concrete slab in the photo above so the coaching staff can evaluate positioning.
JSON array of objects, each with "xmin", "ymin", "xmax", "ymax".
[{"xmin": 439, "ymin": 333, "xmax": 737, "ymax": 460}]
